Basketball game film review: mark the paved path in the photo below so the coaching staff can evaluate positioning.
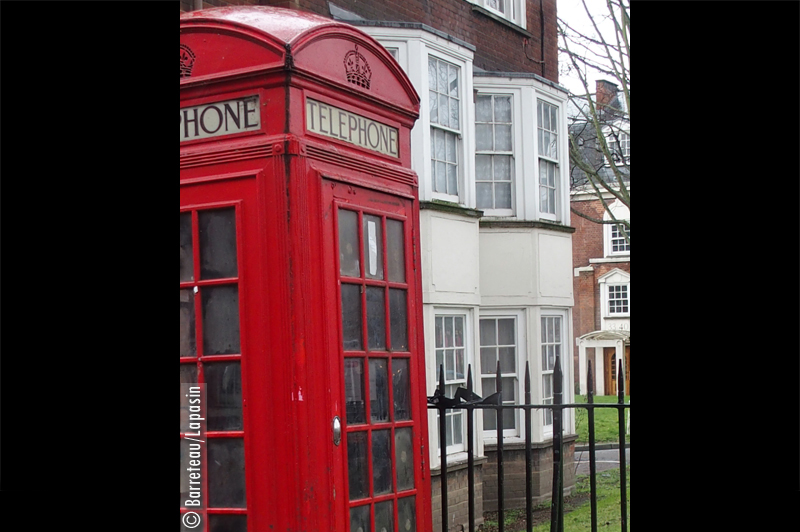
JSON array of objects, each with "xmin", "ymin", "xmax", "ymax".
[{"xmin": 573, "ymin": 447, "xmax": 630, "ymax": 476}]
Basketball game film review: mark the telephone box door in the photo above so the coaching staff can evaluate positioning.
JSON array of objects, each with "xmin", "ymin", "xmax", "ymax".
[{"xmin": 323, "ymin": 179, "xmax": 426, "ymax": 532}]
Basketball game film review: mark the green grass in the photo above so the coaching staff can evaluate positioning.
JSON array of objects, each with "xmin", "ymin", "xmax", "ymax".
[
  {"xmin": 532, "ymin": 466, "xmax": 630, "ymax": 532},
  {"xmin": 573, "ymin": 395, "xmax": 630, "ymax": 444}
]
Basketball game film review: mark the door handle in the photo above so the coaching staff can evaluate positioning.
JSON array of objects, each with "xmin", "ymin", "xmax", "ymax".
[{"xmin": 332, "ymin": 416, "xmax": 342, "ymax": 446}]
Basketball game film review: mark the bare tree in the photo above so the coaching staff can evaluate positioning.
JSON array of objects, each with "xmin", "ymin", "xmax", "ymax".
[{"xmin": 559, "ymin": 0, "xmax": 629, "ymax": 242}]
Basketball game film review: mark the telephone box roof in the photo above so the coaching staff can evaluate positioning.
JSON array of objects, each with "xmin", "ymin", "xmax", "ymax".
[{"xmin": 180, "ymin": 6, "xmax": 419, "ymax": 114}]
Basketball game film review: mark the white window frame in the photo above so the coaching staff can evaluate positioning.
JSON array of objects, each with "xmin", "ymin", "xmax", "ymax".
[
  {"xmin": 603, "ymin": 199, "xmax": 630, "ymax": 258},
  {"xmin": 606, "ymin": 284, "xmax": 630, "ymax": 317},
  {"xmin": 540, "ymin": 313, "xmax": 566, "ymax": 437},
  {"xmin": 475, "ymin": 92, "xmax": 516, "ymax": 216},
  {"xmin": 465, "ymin": 0, "xmax": 527, "ymax": 30},
  {"xmin": 536, "ymin": 98, "xmax": 561, "ymax": 222},
  {"xmin": 479, "ymin": 309, "xmax": 526, "ymax": 441},
  {"xmin": 428, "ymin": 54, "xmax": 464, "ymax": 203},
  {"xmin": 434, "ymin": 312, "xmax": 470, "ymax": 454}
]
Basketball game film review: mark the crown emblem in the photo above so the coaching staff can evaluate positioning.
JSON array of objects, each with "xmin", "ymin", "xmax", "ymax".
[
  {"xmin": 344, "ymin": 45, "xmax": 371, "ymax": 90},
  {"xmin": 180, "ymin": 44, "xmax": 196, "ymax": 79}
]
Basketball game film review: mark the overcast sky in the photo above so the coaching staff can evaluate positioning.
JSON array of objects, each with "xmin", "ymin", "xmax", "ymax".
[{"xmin": 556, "ymin": 0, "xmax": 624, "ymax": 97}]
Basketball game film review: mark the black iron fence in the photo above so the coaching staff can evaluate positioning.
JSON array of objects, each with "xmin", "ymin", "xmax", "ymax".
[{"xmin": 427, "ymin": 356, "xmax": 629, "ymax": 532}]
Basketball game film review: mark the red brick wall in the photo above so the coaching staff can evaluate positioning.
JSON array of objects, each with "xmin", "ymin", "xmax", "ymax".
[{"xmin": 180, "ymin": 0, "xmax": 559, "ymax": 82}]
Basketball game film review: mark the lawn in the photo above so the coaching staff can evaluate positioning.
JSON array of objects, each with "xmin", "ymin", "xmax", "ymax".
[
  {"xmin": 573, "ymin": 395, "xmax": 630, "ymax": 444},
  {"xmin": 482, "ymin": 466, "xmax": 630, "ymax": 532}
]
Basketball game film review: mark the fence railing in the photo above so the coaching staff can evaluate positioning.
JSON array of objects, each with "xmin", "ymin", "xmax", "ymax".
[{"xmin": 427, "ymin": 355, "xmax": 630, "ymax": 532}]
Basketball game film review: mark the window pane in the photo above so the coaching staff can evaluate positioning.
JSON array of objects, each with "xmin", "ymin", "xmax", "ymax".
[
  {"xmin": 341, "ymin": 284, "xmax": 363, "ymax": 351},
  {"xmin": 180, "ymin": 364, "xmax": 198, "ymax": 432},
  {"xmin": 480, "ymin": 347, "xmax": 497, "ymax": 374},
  {"xmin": 389, "ymin": 289, "xmax": 408, "ymax": 351},
  {"xmin": 499, "ymin": 347, "xmax": 516, "ymax": 374},
  {"xmin": 398, "ymin": 496, "xmax": 416, "ymax": 532},
  {"xmin": 498, "ymin": 319, "xmax": 515, "ymax": 344},
  {"xmin": 180, "ymin": 213, "xmax": 193, "ymax": 282},
  {"xmin": 448, "ymin": 64, "xmax": 459, "ymax": 98},
  {"xmin": 439, "ymin": 94, "xmax": 449, "ymax": 127},
  {"xmin": 180, "ymin": 289, "xmax": 196, "ymax": 358},
  {"xmin": 445, "ymin": 131, "xmax": 457, "ymax": 163},
  {"xmin": 202, "ymin": 285, "xmax": 240, "ymax": 355},
  {"xmin": 495, "ymin": 183, "xmax": 512, "ymax": 209},
  {"xmin": 428, "ymin": 58, "xmax": 437, "ymax": 90},
  {"xmin": 495, "ymin": 124, "xmax": 512, "ymax": 151},
  {"xmin": 429, "ymin": 90, "xmax": 439, "ymax": 123},
  {"xmin": 480, "ymin": 319, "xmax": 496, "ymax": 346},
  {"xmin": 386, "ymin": 219, "xmax": 405, "ymax": 283},
  {"xmin": 367, "ymin": 287, "xmax": 387, "ymax": 350},
  {"xmin": 393, "ymin": 358, "xmax": 411, "ymax": 420},
  {"xmin": 345, "ymin": 358, "xmax": 366, "ymax": 424},
  {"xmin": 208, "ymin": 438, "xmax": 246, "ymax": 508},
  {"xmin": 476, "ymin": 124, "xmax": 493, "ymax": 151},
  {"xmin": 208, "ymin": 515, "xmax": 247, "ymax": 532},
  {"xmin": 475, "ymin": 154, "xmax": 492, "ymax": 179},
  {"xmin": 375, "ymin": 500, "xmax": 394, "ymax": 532},
  {"xmin": 476, "ymin": 95, "xmax": 493, "ymax": 122},
  {"xmin": 446, "ymin": 163, "xmax": 458, "ymax": 195},
  {"xmin": 449, "ymin": 98, "xmax": 459, "ymax": 129},
  {"xmin": 395, "ymin": 427, "xmax": 414, "ymax": 491},
  {"xmin": 364, "ymin": 215, "xmax": 384, "ymax": 280},
  {"xmin": 495, "ymin": 96, "xmax": 512, "ymax": 122},
  {"xmin": 372, "ymin": 430, "xmax": 392, "ymax": 495},
  {"xmin": 199, "ymin": 208, "xmax": 238, "ymax": 279},
  {"xmin": 205, "ymin": 362, "xmax": 243, "ymax": 431},
  {"xmin": 476, "ymin": 183, "xmax": 493, "ymax": 209},
  {"xmin": 347, "ymin": 432, "xmax": 369, "ymax": 500},
  {"xmin": 370, "ymin": 359, "xmax": 390, "ymax": 423},
  {"xmin": 438, "ymin": 60, "xmax": 448, "ymax": 94},
  {"xmin": 351, "ymin": 504, "xmax": 370, "ymax": 532},
  {"xmin": 339, "ymin": 209, "xmax": 360, "ymax": 277}
]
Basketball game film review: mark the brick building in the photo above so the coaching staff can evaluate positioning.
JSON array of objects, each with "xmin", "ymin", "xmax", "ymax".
[
  {"xmin": 570, "ymin": 80, "xmax": 630, "ymax": 397},
  {"xmin": 181, "ymin": 2, "xmax": 575, "ymax": 530}
]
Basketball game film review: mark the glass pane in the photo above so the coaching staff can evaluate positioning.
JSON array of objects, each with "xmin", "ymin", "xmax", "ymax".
[
  {"xmin": 455, "ymin": 348, "xmax": 465, "ymax": 380},
  {"xmin": 389, "ymin": 289, "xmax": 408, "ymax": 351},
  {"xmin": 398, "ymin": 496, "xmax": 416, "ymax": 532},
  {"xmin": 341, "ymin": 284, "xmax": 363, "ymax": 351},
  {"xmin": 180, "ymin": 438, "xmax": 197, "ymax": 508},
  {"xmin": 364, "ymin": 215, "xmax": 384, "ymax": 280},
  {"xmin": 395, "ymin": 427, "xmax": 414, "ymax": 491},
  {"xmin": 480, "ymin": 347, "xmax": 497, "ymax": 375},
  {"xmin": 446, "ymin": 132, "xmax": 457, "ymax": 164},
  {"xmin": 202, "ymin": 286, "xmax": 241, "ymax": 355},
  {"xmin": 375, "ymin": 500, "xmax": 394, "ymax": 532},
  {"xmin": 476, "ymin": 183, "xmax": 493, "ymax": 209},
  {"xmin": 351, "ymin": 504, "xmax": 371, "ymax": 532},
  {"xmin": 386, "ymin": 219, "xmax": 405, "ymax": 283},
  {"xmin": 498, "ymin": 319, "xmax": 515, "ymax": 344},
  {"xmin": 503, "ymin": 405, "xmax": 516, "ymax": 430},
  {"xmin": 483, "ymin": 407, "xmax": 496, "ymax": 431},
  {"xmin": 180, "ymin": 213, "xmax": 193, "ymax": 282},
  {"xmin": 452, "ymin": 411, "xmax": 463, "ymax": 444},
  {"xmin": 370, "ymin": 359, "xmax": 390, "ymax": 423},
  {"xmin": 205, "ymin": 362, "xmax": 243, "ymax": 431},
  {"xmin": 180, "ymin": 364, "xmax": 198, "ymax": 432},
  {"xmin": 494, "ymin": 155, "xmax": 512, "ymax": 180},
  {"xmin": 475, "ymin": 124, "xmax": 493, "ymax": 151},
  {"xmin": 502, "ymin": 378, "xmax": 515, "ymax": 402},
  {"xmin": 448, "ymin": 64, "xmax": 459, "ymax": 98},
  {"xmin": 208, "ymin": 438, "xmax": 246, "ymax": 508},
  {"xmin": 480, "ymin": 319, "xmax": 496, "ymax": 346},
  {"xmin": 339, "ymin": 209, "xmax": 360, "ymax": 277},
  {"xmin": 435, "ymin": 161, "xmax": 447, "ymax": 193},
  {"xmin": 372, "ymin": 430, "xmax": 392, "ymax": 495},
  {"xmin": 199, "ymin": 208, "xmax": 238, "ymax": 279},
  {"xmin": 366, "ymin": 287, "xmax": 387, "ymax": 350},
  {"xmin": 439, "ymin": 94, "xmax": 449, "ymax": 127},
  {"xmin": 499, "ymin": 347, "xmax": 516, "ymax": 374},
  {"xmin": 475, "ymin": 154, "xmax": 492, "ymax": 180},
  {"xmin": 495, "ymin": 124, "xmax": 512, "ymax": 151},
  {"xmin": 495, "ymin": 96, "xmax": 512, "ymax": 122},
  {"xmin": 476, "ymin": 95, "xmax": 492, "ymax": 122},
  {"xmin": 345, "ymin": 358, "xmax": 366, "ymax": 424},
  {"xmin": 429, "ymin": 90, "xmax": 438, "ymax": 123},
  {"xmin": 428, "ymin": 58, "xmax": 437, "ymax": 90},
  {"xmin": 393, "ymin": 358, "xmax": 411, "ymax": 420},
  {"xmin": 347, "ymin": 432, "xmax": 369, "ymax": 500},
  {"xmin": 449, "ymin": 98, "xmax": 459, "ymax": 130},
  {"xmin": 495, "ymin": 183, "xmax": 512, "ymax": 209},
  {"xmin": 208, "ymin": 515, "xmax": 247, "ymax": 532},
  {"xmin": 446, "ymin": 164, "xmax": 458, "ymax": 196},
  {"xmin": 435, "ymin": 317, "xmax": 444, "ymax": 348},
  {"xmin": 180, "ymin": 289, "xmax": 196, "ymax": 358},
  {"xmin": 438, "ymin": 60, "xmax": 448, "ymax": 94}
]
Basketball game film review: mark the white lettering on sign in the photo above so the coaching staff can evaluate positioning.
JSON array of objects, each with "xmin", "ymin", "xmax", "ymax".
[
  {"xmin": 180, "ymin": 96, "xmax": 260, "ymax": 142},
  {"xmin": 306, "ymin": 98, "xmax": 399, "ymax": 158}
]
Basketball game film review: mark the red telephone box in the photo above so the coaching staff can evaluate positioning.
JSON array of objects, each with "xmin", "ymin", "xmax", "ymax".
[{"xmin": 180, "ymin": 6, "xmax": 430, "ymax": 532}]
